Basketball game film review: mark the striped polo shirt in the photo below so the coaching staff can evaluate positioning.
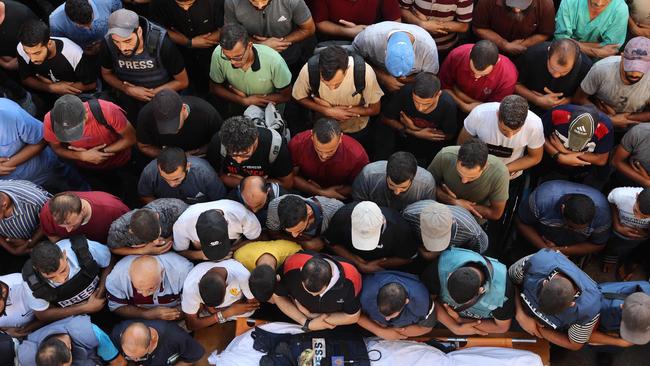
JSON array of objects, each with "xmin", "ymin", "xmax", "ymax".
[
  {"xmin": 399, "ymin": 0, "xmax": 474, "ymax": 51},
  {"xmin": 0, "ymin": 180, "xmax": 51, "ymax": 239}
]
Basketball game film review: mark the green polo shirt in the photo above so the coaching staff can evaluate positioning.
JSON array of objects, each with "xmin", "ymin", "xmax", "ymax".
[{"xmin": 209, "ymin": 44, "xmax": 292, "ymax": 96}]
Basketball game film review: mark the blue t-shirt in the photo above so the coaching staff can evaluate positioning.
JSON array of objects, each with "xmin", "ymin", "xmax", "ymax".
[
  {"xmin": 91, "ymin": 324, "xmax": 119, "ymax": 361},
  {"xmin": 49, "ymin": 0, "xmax": 122, "ymax": 49}
]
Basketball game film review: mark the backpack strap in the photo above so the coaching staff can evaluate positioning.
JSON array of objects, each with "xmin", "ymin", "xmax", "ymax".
[
  {"xmin": 69, "ymin": 235, "xmax": 100, "ymax": 277},
  {"xmin": 307, "ymin": 54, "xmax": 321, "ymax": 98},
  {"xmin": 350, "ymin": 53, "xmax": 366, "ymax": 105},
  {"xmin": 602, "ymin": 292, "xmax": 629, "ymax": 301},
  {"xmin": 87, "ymin": 99, "xmax": 118, "ymax": 137},
  {"xmin": 21, "ymin": 259, "xmax": 57, "ymax": 302},
  {"xmin": 268, "ymin": 128, "xmax": 282, "ymax": 164},
  {"xmin": 145, "ymin": 21, "xmax": 163, "ymax": 56}
]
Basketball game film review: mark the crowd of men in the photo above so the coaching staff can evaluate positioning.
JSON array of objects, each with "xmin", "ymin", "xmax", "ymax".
[{"xmin": 0, "ymin": 0, "xmax": 650, "ymax": 365}]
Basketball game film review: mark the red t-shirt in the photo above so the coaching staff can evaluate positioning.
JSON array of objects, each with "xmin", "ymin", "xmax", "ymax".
[
  {"xmin": 289, "ymin": 130, "xmax": 369, "ymax": 188},
  {"xmin": 311, "ymin": 0, "xmax": 401, "ymax": 25},
  {"xmin": 40, "ymin": 191, "xmax": 130, "ymax": 243},
  {"xmin": 43, "ymin": 100, "xmax": 132, "ymax": 170},
  {"xmin": 439, "ymin": 44, "xmax": 518, "ymax": 102}
]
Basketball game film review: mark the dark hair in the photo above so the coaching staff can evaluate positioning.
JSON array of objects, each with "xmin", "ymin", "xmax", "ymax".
[
  {"xmin": 220, "ymin": 23, "xmax": 249, "ymax": 50},
  {"xmin": 278, "ymin": 195, "xmax": 307, "ymax": 229},
  {"xmin": 539, "ymin": 277, "xmax": 575, "ymax": 315},
  {"xmin": 301, "ymin": 257, "xmax": 332, "ymax": 293},
  {"xmin": 249, "ymin": 264, "xmax": 276, "ymax": 302},
  {"xmin": 458, "ymin": 138, "xmax": 488, "ymax": 169},
  {"xmin": 312, "ymin": 118, "xmax": 342, "ymax": 144},
  {"xmin": 198, "ymin": 270, "xmax": 226, "ymax": 307},
  {"xmin": 377, "ymin": 282, "xmax": 407, "ymax": 317},
  {"xmin": 49, "ymin": 192, "xmax": 82, "ymax": 225},
  {"xmin": 562, "ymin": 194, "xmax": 595, "ymax": 225},
  {"xmin": 498, "ymin": 95, "xmax": 529, "ymax": 130},
  {"xmin": 129, "ymin": 209, "xmax": 161, "ymax": 244},
  {"xmin": 240, "ymin": 175, "xmax": 267, "ymax": 193},
  {"xmin": 470, "ymin": 40, "xmax": 499, "ymax": 71},
  {"xmin": 638, "ymin": 188, "xmax": 650, "ymax": 215},
  {"xmin": 548, "ymin": 39, "xmax": 580, "ymax": 67},
  {"xmin": 318, "ymin": 46, "xmax": 349, "ymax": 81},
  {"xmin": 64, "ymin": 0, "xmax": 93, "ymax": 25},
  {"xmin": 18, "ymin": 20, "xmax": 50, "ymax": 47},
  {"xmin": 157, "ymin": 147, "xmax": 187, "ymax": 174},
  {"xmin": 448, "ymin": 267, "xmax": 481, "ymax": 304},
  {"xmin": 31, "ymin": 241, "xmax": 64, "ymax": 274},
  {"xmin": 387, "ymin": 151, "xmax": 417, "ymax": 184},
  {"xmin": 36, "ymin": 337, "xmax": 71, "ymax": 366},
  {"xmin": 413, "ymin": 72, "xmax": 441, "ymax": 98},
  {"xmin": 219, "ymin": 116, "xmax": 259, "ymax": 154}
]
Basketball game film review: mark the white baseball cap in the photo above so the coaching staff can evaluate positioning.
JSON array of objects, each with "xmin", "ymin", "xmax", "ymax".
[{"xmin": 351, "ymin": 201, "xmax": 384, "ymax": 251}]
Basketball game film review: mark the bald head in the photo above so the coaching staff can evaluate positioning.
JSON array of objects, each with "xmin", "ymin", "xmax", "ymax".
[
  {"xmin": 121, "ymin": 322, "xmax": 152, "ymax": 359},
  {"xmin": 240, "ymin": 176, "xmax": 269, "ymax": 213},
  {"xmin": 130, "ymin": 256, "xmax": 162, "ymax": 297}
]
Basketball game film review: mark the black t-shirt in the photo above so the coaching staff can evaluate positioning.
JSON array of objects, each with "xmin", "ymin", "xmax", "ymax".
[
  {"xmin": 324, "ymin": 202, "xmax": 418, "ymax": 261},
  {"xmin": 0, "ymin": 0, "xmax": 37, "ymax": 57},
  {"xmin": 207, "ymin": 127, "xmax": 293, "ymax": 179},
  {"xmin": 137, "ymin": 95, "xmax": 222, "ymax": 151},
  {"xmin": 110, "ymin": 320, "xmax": 204, "ymax": 365},
  {"xmin": 149, "ymin": 0, "xmax": 224, "ymax": 38},
  {"xmin": 420, "ymin": 258, "xmax": 515, "ymax": 321},
  {"xmin": 383, "ymin": 85, "xmax": 458, "ymax": 135},
  {"xmin": 17, "ymin": 38, "xmax": 97, "ymax": 84}
]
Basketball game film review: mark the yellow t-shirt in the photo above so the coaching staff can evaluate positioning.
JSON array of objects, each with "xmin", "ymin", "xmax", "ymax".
[{"xmin": 233, "ymin": 240, "xmax": 302, "ymax": 271}]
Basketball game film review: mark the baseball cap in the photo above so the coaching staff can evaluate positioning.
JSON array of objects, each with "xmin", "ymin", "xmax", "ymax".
[
  {"xmin": 385, "ymin": 31, "xmax": 414, "ymax": 78},
  {"xmin": 419, "ymin": 202, "xmax": 453, "ymax": 252},
  {"xmin": 196, "ymin": 210, "xmax": 232, "ymax": 261},
  {"xmin": 620, "ymin": 292, "xmax": 650, "ymax": 345},
  {"xmin": 505, "ymin": 0, "xmax": 533, "ymax": 10},
  {"xmin": 623, "ymin": 37, "xmax": 650, "ymax": 74},
  {"xmin": 152, "ymin": 89, "xmax": 183, "ymax": 134},
  {"xmin": 107, "ymin": 9, "xmax": 139, "ymax": 38},
  {"xmin": 566, "ymin": 112, "xmax": 595, "ymax": 152},
  {"xmin": 51, "ymin": 94, "xmax": 87, "ymax": 143},
  {"xmin": 351, "ymin": 201, "xmax": 384, "ymax": 251}
]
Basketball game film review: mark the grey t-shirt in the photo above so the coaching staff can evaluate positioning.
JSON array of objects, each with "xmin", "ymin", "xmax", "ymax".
[
  {"xmin": 266, "ymin": 195, "xmax": 344, "ymax": 235},
  {"xmin": 107, "ymin": 198, "xmax": 189, "ymax": 248},
  {"xmin": 352, "ymin": 161, "xmax": 437, "ymax": 211},
  {"xmin": 224, "ymin": 0, "xmax": 311, "ymax": 38},
  {"xmin": 621, "ymin": 123, "xmax": 650, "ymax": 170},
  {"xmin": 580, "ymin": 56, "xmax": 650, "ymax": 114},
  {"xmin": 352, "ymin": 21, "xmax": 439, "ymax": 75}
]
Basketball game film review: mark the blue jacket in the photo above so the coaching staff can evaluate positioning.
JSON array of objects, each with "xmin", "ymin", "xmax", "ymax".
[{"xmin": 598, "ymin": 281, "xmax": 650, "ymax": 332}]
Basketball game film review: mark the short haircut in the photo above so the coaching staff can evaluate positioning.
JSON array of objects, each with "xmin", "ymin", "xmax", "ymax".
[
  {"xmin": 301, "ymin": 257, "xmax": 332, "ymax": 293},
  {"xmin": 31, "ymin": 241, "xmax": 64, "ymax": 274},
  {"xmin": 387, "ymin": 151, "xmax": 417, "ymax": 184},
  {"xmin": 377, "ymin": 282, "xmax": 407, "ymax": 317},
  {"xmin": 318, "ymin": 46, "xmax": 349, "ymax": 81},
  {"xmin": 448, "ymin": 267, "xmax": 481, "ymax": 304},
  {"xmin": 64, "ymin": 0, "xmax": 93, "ymax": 25},
  {"xmin": 277, "ymin": 196, "xmax": 307, "ymax": 229},
  {"xmin": 538, "ymin": 277, "xmax": 575, "ymax": 315},
  {"xmin": 249, "ymin": 264, "xmax": 276, "ymax": 302},
  {"xmin": 470, "ymin": 40, "xmax": 499, "ymax": 71},
  {"xmin": 18, "ymin": 19, "xmax": 50, "ymax": 47},
  {"xmin": 498, "ymin": 95, "xmax": 529, "ymax": 130},
  {"xmin": 49, "ymin": 192, "xmax": 82, "ymax": 224},
  {"xmin": 219, "ymin": 116, "xmax": 259, "ymax": 154},
  {"xmin": 220, "ymin": 23, "xmax": 249, "ymax": 50},
  {"xmin": 548, "ymin": 39, "xmax": 580, "ymax": 67},
  {"xmin": 638, "ymin": 188, "xmax": 650, "ymax": 215},
  {"xmin": 562, "ymin": 194, "xmax": 595, "ymax": 225},
  {"xmin": 36, "ymin": 336, "xmax": 71, "ymax": 366},
  {"xmin": 413, "ymin": 72, "xmax": 441, "ymax": 99},
  {"xmin": 312, "ymin": 118, "xmax": 342, "ymax": 144},
  {"xmin": 198, "ymin": 271, "xmax": 226, "ymax": 307},
  {"xmin": 129, "ymin": 209, "xmax": 161, "ymax": 244},
  {"xmin": 157, "ymin": 147, "xmax": 187, "ymax": 174},
  {"xmin": 458, "ymin": 138, "xmax": 488, "ymax": 169}
]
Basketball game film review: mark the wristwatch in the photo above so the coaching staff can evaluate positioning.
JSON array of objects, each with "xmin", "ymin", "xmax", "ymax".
[
  {"xmin": 186, "ymin": 38, "xmax": 193, "ymax": 49},
  {"xmin": 301, "ymin": 318, "xmax": 311, "ymax": 332},
  {"xmin": 551, "ymin": 151, "xmax": 562, "ymax": 161},
  {"xmin": 217, "ymin": 311, "xmax": 226, "ymax": 324}
]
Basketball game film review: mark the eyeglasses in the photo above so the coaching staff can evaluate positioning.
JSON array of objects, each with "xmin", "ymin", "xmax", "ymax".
[
  {"xmin": 221, "ymin": 45, "xmax": 249, "ymax": 62},
  {"xmin": 122, "ymin": 351, "xmax": 152, "ymax": 363}
]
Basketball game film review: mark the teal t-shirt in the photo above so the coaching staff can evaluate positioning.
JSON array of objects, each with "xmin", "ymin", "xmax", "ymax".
[{"xmin": 555, "ymin": 0, "xmax": 628, "ymax": 47}]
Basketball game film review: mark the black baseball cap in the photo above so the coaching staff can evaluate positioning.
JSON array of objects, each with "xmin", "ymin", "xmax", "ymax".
[
  {"xmin": 196, "ymin": 210, "xmax": 232, "ymax": 261},
  {"xmin": 51, "ymin": 94, "xmax": 87, "ymax": 143},
  {"xmin": 152, "ymin": 89, "xmax": 183, "ymax": 134}
]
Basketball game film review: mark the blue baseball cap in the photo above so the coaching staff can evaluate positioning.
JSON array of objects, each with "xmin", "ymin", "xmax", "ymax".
[{"xmin": 385, "ymin": 32, "xmax": 414, "ymax": 78}]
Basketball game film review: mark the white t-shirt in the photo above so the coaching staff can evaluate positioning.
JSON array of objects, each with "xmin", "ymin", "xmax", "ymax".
[
  {"xmin": 173, "ymin": 200, "xmax": 262, "ymax": 251},
  {"xmin": 464, "ymin": 102, "xmax": 545, "ymax": 178},
  {"xmin": 181, "ymin": 259, "xmax": 254, "ymax": 315},
  {"xmin": 23, "ymin": 239, "xmax": 111, "ymax": 311},
  {"xmin": 0, "ymin": 273, "xmax": 34, "ymax": 328},
  {"xmin": 608, "ymin": 187, "xmax": 650, "ymax": 236}
]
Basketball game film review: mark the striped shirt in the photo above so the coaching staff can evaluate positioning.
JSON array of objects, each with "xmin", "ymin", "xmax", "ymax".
[
  {"xmin": 402, "ymin": 199, "xmax": 488, "ymax": 253},
  {"xmin": 509, "ymin": 255, "xmax": 600, "ymax": 344},
  {"xmin": 0, "ymin": 180, "xmax": 51, "ymax": 239},
  {"xmin": 266, "ymin": 195, "xmax": 344, "ymax": 236},
  {"xmin": 399, "ymin": 0, "xmax": 474, "ymax": 51}
]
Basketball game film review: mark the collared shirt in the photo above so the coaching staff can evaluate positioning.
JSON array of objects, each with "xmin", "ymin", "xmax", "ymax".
[
  {"xmin": 49, "ymin": 0, "xmax": 123, "ymax": 49},
  {"xmin": 0, "ymin": 180, "xmax": 51, "ymax": 239},
  {"xmin": 0, "ymin": 273, "xmax": 34, "ymax": 328},
  {"xmin": 266, "ymin": 195, "xmax": 344, "ymax": 236},
  {"xmin": 554, "ymin": 0, "xmax": 628, "ymax": 46},
  {"xmin": 399, "ymin": 0, "xmax": 474, "ymax": 51},
  {"xmin": 224, "ymin": 0, "xmax": 311, "ymax": 38},
  {"xmin": 150, "ymin": 0, "xmax": 224, "ymax": 39},
  {"xmin": 473, "ymin": 0, "xmax": 555, "ymax": 42}
]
